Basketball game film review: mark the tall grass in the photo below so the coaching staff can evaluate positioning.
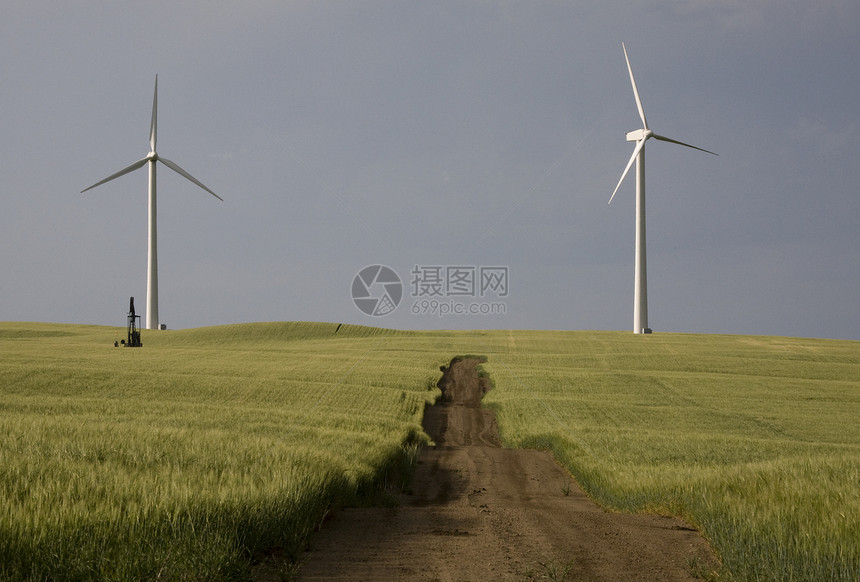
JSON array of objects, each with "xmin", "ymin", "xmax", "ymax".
[
  {"xmin": 476, "ymin": 331, "xmax": 860, "ymax": 581},
  {"xmin": 0, "ymin": 322, "xmax": 442, "ymax": 580},
  {"xmin": 2, "ymin": 323, "xmax": 858, "ymax": 580}
]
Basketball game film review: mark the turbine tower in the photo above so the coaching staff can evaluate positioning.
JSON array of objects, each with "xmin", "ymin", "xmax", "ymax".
[
  {"xmin": 82, "ymin": 76, "xmax": 222, "ymax": 330},
  {"xmin": 609, "ymin": 43, "xmax": 717, "ymax": 334}
]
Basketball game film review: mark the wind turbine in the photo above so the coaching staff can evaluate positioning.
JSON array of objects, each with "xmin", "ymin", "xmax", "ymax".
[
  {"xmin": 82, "ymin": 75, "xmax": 222, "ymax": 330},
  {"xmin": 609, "ymin": 43, "xmax": 716, "ymax": 334}
]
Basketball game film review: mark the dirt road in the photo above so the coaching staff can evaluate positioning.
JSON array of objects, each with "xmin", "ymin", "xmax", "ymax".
[{"xmin": 297, "ymin": 357, "xmax": 718, "ymax": 581}]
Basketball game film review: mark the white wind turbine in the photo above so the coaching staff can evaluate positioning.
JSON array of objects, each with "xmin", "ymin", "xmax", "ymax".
[
  {"xmin": 609, "ymin": 43, "xmax": 717, "ymax": 334},
  {"xmin": 82, "ymin": 75, "xmax": 222, "ymax": 330}
]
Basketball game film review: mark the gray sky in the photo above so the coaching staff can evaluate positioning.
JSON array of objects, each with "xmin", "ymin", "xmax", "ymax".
[{"xmin": 2, "ymin": 1, "xmax": 858, "ymax": 339}]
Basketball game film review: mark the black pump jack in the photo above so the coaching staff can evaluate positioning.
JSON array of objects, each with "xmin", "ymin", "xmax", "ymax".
[{"xmin": 126, "ymin": 297, "xmax": 142, "ymax": 347}]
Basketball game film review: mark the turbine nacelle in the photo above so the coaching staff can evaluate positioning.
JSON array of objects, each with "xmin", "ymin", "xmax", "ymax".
[{"xmin": 626, "ymin": 129, "xmax": 651, "ymax": 142}]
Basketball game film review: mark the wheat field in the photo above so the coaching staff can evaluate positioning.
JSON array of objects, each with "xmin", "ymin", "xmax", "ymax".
[{"xmin": 1, "ymin": 322, "xmax": 858, "ymax": 580}]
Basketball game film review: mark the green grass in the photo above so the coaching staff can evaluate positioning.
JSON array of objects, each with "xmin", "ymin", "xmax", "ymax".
[
  {"xmin": 475, "ymin": 331, "xmax": 860, "ymax": 581},
  {"xmin": 1, "ymin": 323, "xmax": 858, "ymax": 580},
  {"xmin": 0, "ymin": 322, "xmax": 446, "ymax": 580}
]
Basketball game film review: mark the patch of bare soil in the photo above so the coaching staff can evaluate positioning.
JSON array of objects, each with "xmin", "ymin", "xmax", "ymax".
[{"xmin": 296, "ymin": 357, "xmax": 718, "ymax": 581}]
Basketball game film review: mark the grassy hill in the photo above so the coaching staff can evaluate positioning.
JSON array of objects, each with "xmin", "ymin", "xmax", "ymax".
[
  {"xmin": 1, "ymin": 322, "xmax": 858, "ymax": 580},
  {"xmin": 0, "ymin": 322, "xmax": 445, "ymax": 580},
  {"xmin": 478, "ymin": 331, "xmax": 860, "ymax": 581}
]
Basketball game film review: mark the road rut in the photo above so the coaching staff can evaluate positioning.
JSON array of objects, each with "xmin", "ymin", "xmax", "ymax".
[{"xmin": 296, "ymin": 357, "xmax": 718, "ymax": 581}]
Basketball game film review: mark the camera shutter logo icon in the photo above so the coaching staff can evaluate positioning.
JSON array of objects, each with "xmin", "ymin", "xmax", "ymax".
[{"xmin": 351, "ymin": 265, "xmax": 402, "ymax": 316}]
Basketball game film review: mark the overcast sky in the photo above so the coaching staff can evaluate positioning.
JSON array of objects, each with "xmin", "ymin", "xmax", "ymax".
[{"xmin": 2, "ymin": 1, "xmax": 858, "ymax": 340}]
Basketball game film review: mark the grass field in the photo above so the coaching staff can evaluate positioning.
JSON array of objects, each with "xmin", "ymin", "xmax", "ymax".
[
  {"xmin": 476, "ymin": 331, "xmax": 860, "ymax": 581},
  {"xmin": 1, "ymin": 322, "xmax": 858, "ymax": 580},
  {"xmin": 0, "ymin": 322, "xmax": 447, "ymax": 580}
]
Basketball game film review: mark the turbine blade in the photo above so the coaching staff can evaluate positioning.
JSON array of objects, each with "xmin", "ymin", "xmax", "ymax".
[
  {"xmin": 159, "ymin": 157, "xmax": 223, "ymax": 201},
  {"xmin": 81, "ymin": 157, "xmax": 149, "ymax": 193},
  {"xmin": 150, "ymin": 75, "xmax": 158, "ymax": 152},
  {"xmin": 652, "ymin": 133, "xmax": 718, "ymax": 156},
  {"xmin": 609, "ymin": 138, "xmax": 647, "ymax": 204},
  {"xmin": 623, "ymin": 42, "xmax": 648, "ymax": 130}
]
